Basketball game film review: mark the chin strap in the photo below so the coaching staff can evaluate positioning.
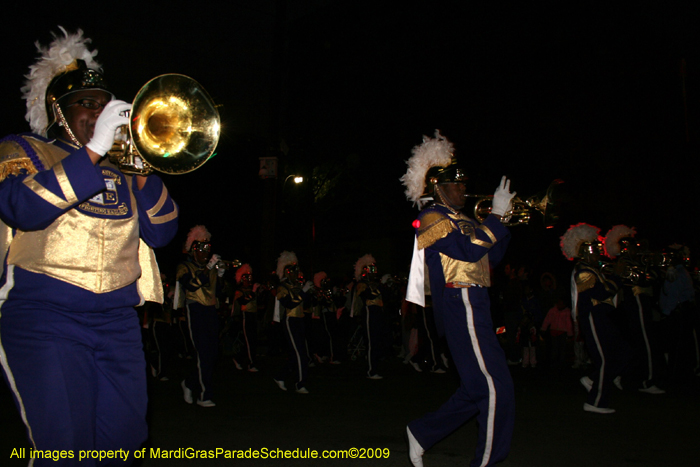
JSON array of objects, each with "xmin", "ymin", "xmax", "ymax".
[{"xmin": 53, "ymin": 102, "xmax": 83, "ymax": 147}]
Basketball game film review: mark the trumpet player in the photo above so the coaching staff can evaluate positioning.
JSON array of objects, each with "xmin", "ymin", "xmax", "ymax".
[
  {"xmin": 561, "ymin": 223, "xmax": 629, "ymax": 414},
  {"xmin": 603, "ymin": 225, "xmax": 665, "ymax": 394},
  {"xmin": 0, "ymin": 28, "xmax": 178, "ymax": 464},
  {"xmin": 177, "ymin": 225, "xmax": 224, "ymax": 407},
  {"xmin": 401, "ymin": 131, "xmax": 515, "ymax": 467}
]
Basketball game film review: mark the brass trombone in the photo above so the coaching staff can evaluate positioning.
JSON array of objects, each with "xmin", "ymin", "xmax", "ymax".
[
  {"xmin": 107, "ymin": 74, "xmax": 220, "ymax": 175},
  {"xmin": 465, "ymin": 179, "xmax": 564, "ymax": 227}
]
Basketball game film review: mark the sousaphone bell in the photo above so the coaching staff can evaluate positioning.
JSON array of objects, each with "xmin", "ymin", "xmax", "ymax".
[{"xmin": 108, "ymin": 74, "xmax": 220, "ymax": 175}]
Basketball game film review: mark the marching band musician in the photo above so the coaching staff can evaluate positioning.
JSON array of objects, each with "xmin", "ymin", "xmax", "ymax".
[
  {"xmin": 561, "ymin": 223, "xmax": 629, "ymax": 414},
  {"xmin": 0, "ymin": 28, "xmax": 178, "ymax": 465},
  {"xmin": 309, "ymin": 271, "xmax": 341, "ymax": 364},
  {"xmin": 177, "ymin": 225, "xmax": 224, "ymax": 408},
  {"xmin": 402, "ymin": 131, "xmax": 515, "ymax": 467},
  {"xmin": 603, "ymin": 225, "xmax": 665, "ymax": 394},
  {"xmin": 232, "ymin": 263, "xmax": 260, "ymax": 372},
  {"xmin": 273, "ymin": 251, "xmax": 312, "ymax": 394},
  {"xmin": 352, "ymin": 254, "xmax": 386, "ymax": 379}
]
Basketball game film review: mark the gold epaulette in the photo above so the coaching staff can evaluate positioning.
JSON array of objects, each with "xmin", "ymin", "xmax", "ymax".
[
  {"xmin": 417, "ymin": 210, "xmax": 455, "ymax": 250},
  {"xmin": 0, "ymin": 138, "xmax": 40, "ymax": 182},
  {"xmin": 276, "ymin": 284, "xmax": 290, "ymax": 299},
  {"xmin": 575, "ymin": 270, "xmax": 597, "ymax": 293}
]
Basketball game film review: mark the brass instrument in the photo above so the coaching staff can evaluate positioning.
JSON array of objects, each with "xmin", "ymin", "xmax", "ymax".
[
  {"xmin": 213, "ymin": 259, "xmax": 242, "ymax": 272},
  {"xmin": 108, "ymin": 74, "xmax": 220, "ymax": 175},
  {"xmin": 600, "ymin": 258, "xmax": 654, "ymax": 285},
  {"xmin": 465, "ymin": 179, "xmax": 564, "ymax": 227}
]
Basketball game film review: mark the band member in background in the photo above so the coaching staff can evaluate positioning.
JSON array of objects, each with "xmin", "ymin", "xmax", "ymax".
[
  {"xmin": 401, "ymin": 131, "xmax": 515, "ymax": 467},
  {"xmin": 310, "ymin": 271, "xmax": 341, "ymax": 364},
  {"xmin": 353, "ymin": 254, "xmax": 386, "ymax": 379},
  {"xmin": 273, "ymin": 251, "xmax": 311, "ymax": 393},
  {"xmin": 604, "ymin": 225, "xmax": 665, "ymax": 394},
  {"xmin": 233, "ymin": 263, "xmax": 260, "ymax": 372},
  {"xmin": 0, "ymin": 28, "xmax": 178, "ymax": 464},
  {"xmin": 177, "ymin": 225, "xmax": 224, "ymax": 408},
  {"xmin": 562, "ymin": 223, "xmax": 628, "ymax": 414}
]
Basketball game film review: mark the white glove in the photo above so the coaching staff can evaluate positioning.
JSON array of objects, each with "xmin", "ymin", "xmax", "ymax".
[
  {"xmin": 86, "ymin": 100, "xmax": 131, "ymax": 155},
  {"xmin": 206, "ymin": 254, "xmax": 221, "ymax": 270},
  {"xmin": 302, "ymin": 281, "xmax": 314, "ymax": 293},
  {"xmin": 491, "ymin": 176, "xmax": 516, "ymax": 217},
  {"xmin": 217, "ymin": 267, "xmax": 225, "ymax": 278}
]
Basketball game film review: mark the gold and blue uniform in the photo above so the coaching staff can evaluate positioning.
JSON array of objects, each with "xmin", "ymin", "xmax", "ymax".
[
  {"xmin": 574, "ymin": 262, "xmax": 629, "ymax": 408},
  {"xmin": 274, "ymin": 280, "xmax": 309, "ymax": 390},
  {"xmin": 177, "ymin": 258, "xmax": 221, "ymax": 402},
  {"xmin": 408, "ymin": 203, "xmax": 514, "ymax": 467},
  {"xmin": 0, "ymin": 133, "xmax": 177, "ymax": 465}
]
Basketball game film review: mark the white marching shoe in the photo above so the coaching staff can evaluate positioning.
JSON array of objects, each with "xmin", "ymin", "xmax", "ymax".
[{"xmin": 406, "ymin": 426, "xmax": 424, "ymax": 467}]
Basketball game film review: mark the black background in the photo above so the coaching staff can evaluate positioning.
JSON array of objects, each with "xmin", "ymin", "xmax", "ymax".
[{"xmin": 2, "ymin": 1, "xmax": 699, "ymax": 282}]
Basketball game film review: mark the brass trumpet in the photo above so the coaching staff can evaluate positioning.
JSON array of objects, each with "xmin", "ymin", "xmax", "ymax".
[
  {"xmin": 465, "ymin": 179, "xmax": 564, "ymax": 227},
  {"xmin": 214, "ymin": 259, "xmax": 242, "ymax": 271},
  {"xmin": 107, "ymin": 74, "xmax": 220, "ymax": 175}
]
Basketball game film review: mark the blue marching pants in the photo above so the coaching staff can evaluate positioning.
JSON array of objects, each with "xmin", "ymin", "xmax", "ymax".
[
  {"xmin": 580, "ymin": 306, "xmax": 630, "ymax": 408},
  {"xmin": 184, "ymin": 302, "xmax": 219, "ymax": 402},
  {"xmin": 275, "ymin": 315, "xmax": 308, "ymax": 390},
  {"xmin": 0, "ymin": 300, "xmax": 147, "ymax": 466},
  {"xmin": 409, "ymin": 287, "xmax": 514, "ymax": 467}
]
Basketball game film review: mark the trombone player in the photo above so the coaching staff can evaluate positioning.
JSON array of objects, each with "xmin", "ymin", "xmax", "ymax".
[{"xmin": 0, "ymin": 28, "xmax": 178, "ymax": 464}]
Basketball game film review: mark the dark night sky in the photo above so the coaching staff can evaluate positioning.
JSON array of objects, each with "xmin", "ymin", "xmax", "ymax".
[{"xmin": 2, "ymin": 1, "xmax": 699, "ymax": 282}]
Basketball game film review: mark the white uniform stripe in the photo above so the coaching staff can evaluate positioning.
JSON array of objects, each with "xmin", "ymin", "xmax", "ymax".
[
  {"xmin": 285, "ymin": 318, "xmax": 303, "ymax": 388},
  {"xmin": 322, "ymin": 312, "xmax": 335, "ymax": 361},
  {"xmin": 366, "ymin": 307, "xmax": 373, "ymax": 376},
  {"xmin": 186, "ymin": 305, "xmax": 207, "ymax": 401},
  {"xmin": 151, "ymin": 323, "xmax": 162, "ymax": 376},
  {"xmin": 422, "ymin": 309, "xmax": 438, "ymax": 371},
  {"xmin": 0, "ymin": 266, "xmax": 38, "ymax": 464},
  {"xmin": 461, "ymin": 289, "xmax": 496, "ymax": 467},
  {"xmin": 588, "ymin": 312, "xmax": 606, "ymax": 406},
  {"xmin": 635, "ymin": 295, "xmax": 653, "ymax": 382},
  {"xmin": 243, "ymin": 316, "xmax": 253, "ymax": 364}
]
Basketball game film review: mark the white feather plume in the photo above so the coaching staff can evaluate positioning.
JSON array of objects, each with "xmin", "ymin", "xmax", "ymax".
[
  {"xmin": 560, "ymin": 223, "xmax": 600, "ymax": 261},
  {"xmin": 22, "ymin": 27, "xmax": 103, "ymax": 135},
  {"xmin": 400, "ymin": 130, "xmax": 454, "ymax": 207},
  {"xmin": 604, "ymin": 225, "xmax": 636, "ymax": 258},
  {"xmin": 276, "ymin": 251, "xmax": 298, "ymax": 279},
  {"xmin": 354, "ymin": 254, "xmax": 376, "ymax": 281}
]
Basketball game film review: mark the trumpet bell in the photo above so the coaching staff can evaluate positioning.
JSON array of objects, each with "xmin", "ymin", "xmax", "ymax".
[{"xmin": 130, "ymin": 74, "xmax": 220, "ymax": 174}]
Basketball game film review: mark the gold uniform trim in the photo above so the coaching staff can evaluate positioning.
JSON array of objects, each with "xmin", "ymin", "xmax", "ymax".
[
  {"xmin": 146, "ymin": 185, "xmax": 178, "ymax": 225},
  {"xmin": 478, "ymin": 224, "xmax": 497, "ymax": 243},
  {"xmin": 276, "ymin": 283, "xmax": 305, "ymax": 318},
  {"xmin": 8, "ymin": 209, "xmax": 141, "ymax": 293},
  {"xmin": 147, "ymin": 186, "xmax": 168, "ymax": 217},
  {"xmin": 439, "ymin": 253, "xmax": 491, "ymax": 287},
  {"xmin": 632, "ymin": 285, "xmax": 652, "ymax": 297},
  {"xmin": 176, "ymin": 262, "xmax": 218, "ymax": 307},
  {"xmin": 22, "ymin": 161, "xmax": 77, "ymax": 210}
]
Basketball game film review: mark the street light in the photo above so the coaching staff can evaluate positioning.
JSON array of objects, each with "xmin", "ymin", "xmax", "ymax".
[{"xmin": 283, "ymin": 174, "xmax": 304, "ymax": 188}]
